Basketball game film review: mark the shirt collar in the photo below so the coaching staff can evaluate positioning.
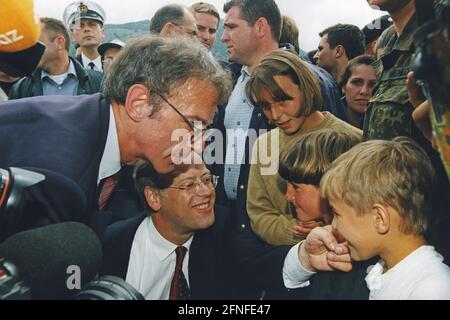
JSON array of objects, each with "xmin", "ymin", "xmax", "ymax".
[
  {"xmin": 148, "ymin": 216, "xmax": 193, "ymax": 262},
  {"xmin": 385, "ymin": 13, "xmax": 418, "ymax": 53},
  {"xmin": 241, "ymin": 65, "xmax": 251, "ymax": 81},
  {"xmin": 97, "ymin": 105, "xmax": 121, "ymax": 184},
  {"xmin": 81, "ymin": 52, "xmax": 102, "ymax": 71},
  {"xmin": 365, "ymin": 245, "xmax": 435, "ymax": 292},
  {"xmin": 41, "ymin": 59, "xmax": 77, "ymax": 80}
]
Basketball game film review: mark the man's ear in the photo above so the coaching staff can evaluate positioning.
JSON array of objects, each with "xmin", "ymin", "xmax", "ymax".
[
  {"xmin": 335, "ymin": 45, "xmax": 346, "ymax": 59},
  {"xmin": 160, "ymin": 22, "xmax": 176, "ymax": 37},
  {"xmin": 55, "ymin": 35, "xmax": 65, "ymax": 51},
  {"xmin": 372, "ymin": 203, "xmax": 390, "ymax": 235},
  {"xmin": 144, "ymin": 186, "xmax": 162, "ymax": 212},
  {"xmin": 124, "ymin": 84, "xmax": 153, "ymax": 122},
  {"xmin": 255, "ymin": 17, "xmax": 270, "ymax": 38}
]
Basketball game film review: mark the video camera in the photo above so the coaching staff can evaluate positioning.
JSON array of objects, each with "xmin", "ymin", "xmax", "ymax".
[{"xmin": 0, "ymin": 167, "xmax": 45, "ymax": 241}]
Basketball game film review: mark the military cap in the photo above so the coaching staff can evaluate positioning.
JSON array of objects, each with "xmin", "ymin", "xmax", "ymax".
[{"xmin": 63, "ymin": 1, "xmax": 106, "ymax": 28}]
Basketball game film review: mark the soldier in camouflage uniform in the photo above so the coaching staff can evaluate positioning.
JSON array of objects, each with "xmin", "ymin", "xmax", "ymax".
[
  {"xmin": 363, "ymin": 0, "xmax": 424, "ymax": 142},
  {"xmin": 410, "ymin": 0, "xmax": 450, "ymax": 180}
]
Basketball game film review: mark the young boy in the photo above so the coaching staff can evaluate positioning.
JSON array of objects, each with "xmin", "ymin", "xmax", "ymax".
[{"xmin": 318, "ymin": 137, "xmax": 450, "ymax": 299}]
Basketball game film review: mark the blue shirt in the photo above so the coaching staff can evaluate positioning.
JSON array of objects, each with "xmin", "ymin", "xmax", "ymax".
[
  {"xmin": 223, "ymin": 66, "xmax": 254, "ymax": 200},
  {"xmin": 41, "ymin": 60, "xmax": 79, "ymax": 96}
]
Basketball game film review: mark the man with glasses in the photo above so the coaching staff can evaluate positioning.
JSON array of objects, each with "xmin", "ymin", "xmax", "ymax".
[
  {"xmin": 101, "ymin": 153, "xmax": 233, "ymax": 299},
  {"xmin": 0, "ymin": 36, "xmax": 231, "ymax": 234},
  {"xmin": 149, "ymin": 4, "xmax": 198, "ymax": 39}
]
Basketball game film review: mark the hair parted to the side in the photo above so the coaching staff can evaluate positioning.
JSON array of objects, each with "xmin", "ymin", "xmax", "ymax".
[
  {"xmin": 279, "ymin": 129, "xmax": 362, "ymax": 186},
  {"xmin": 223, "ymin": 0, "xmax": 282, "ymax": 42},
  {"xmin": 103, "ymin": 36, "xmax": 232, "ymax": 109},
  {"xmin": 320, "ymin": 137, "xmax": 436, "ymax": 235},
  {"xmin": 246, "ymin": 49, "xmax": 323, "ymax": 116}
]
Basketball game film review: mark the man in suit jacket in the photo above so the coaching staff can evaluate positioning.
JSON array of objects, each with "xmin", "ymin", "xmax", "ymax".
[
  {"xmin": 100, "ymin": 155, "xmax": 358, "ymax": 300},
  {"xmin": 101, "ymin": 155, "xmax": 234, "ymax": 299},
  {"xmin": 0, "ymin": 36, "xmax": 232, "ymax": 236}
]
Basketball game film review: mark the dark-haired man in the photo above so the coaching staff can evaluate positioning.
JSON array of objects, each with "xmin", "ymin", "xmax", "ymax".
[{"xmin": 314, "ymin": 23, "xmax": 366, "ymax": 83}]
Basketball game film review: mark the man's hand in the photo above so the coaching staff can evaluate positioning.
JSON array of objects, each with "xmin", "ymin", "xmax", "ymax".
[
  {"xmin": 407, "ymin": 72, "xmax": 426, "ymax": 109},
  {"xmin": 407, "ymin": 72, "xmax": 437, "ymax": 148},
  {"xmin": 298, "ymin": 225, "xmax": 352, "ymax": 273}
]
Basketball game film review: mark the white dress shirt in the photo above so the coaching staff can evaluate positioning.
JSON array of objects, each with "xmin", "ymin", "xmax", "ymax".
[
  {"xmin": 365, "ymin": 246, "xmax": 450, "ymax": 300},
  {"xmin": 97, "ymin": 105, "xmax": 121, "ymax": 184},
  {"xmin": 125, "ymin": 216, "xmax": 193, "ymax": 300},
  {"xmin": 81, "ymin": 52, "xmax": 102, "ymax": 72}
]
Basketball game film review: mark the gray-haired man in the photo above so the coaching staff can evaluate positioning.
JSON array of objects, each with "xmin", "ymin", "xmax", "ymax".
[{"xmin": 0, "ymin": 36, "xmax": 232, "ymax": 232}]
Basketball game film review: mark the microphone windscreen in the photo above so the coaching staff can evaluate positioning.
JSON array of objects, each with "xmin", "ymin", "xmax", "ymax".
[
  {"xmin": 0, "ymin": 0, "xmax": 41, "ymax": 53},
  {"xmin": 0, "ymin": 222, "xmax": 102, "ymax": 299}
]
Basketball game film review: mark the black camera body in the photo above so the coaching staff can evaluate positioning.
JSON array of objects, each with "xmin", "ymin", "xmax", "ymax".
[
  {"xmin": 0, "ymin": 258, "xmax": 30, "ymax": 300},
  {"xmin": 0, "ymin": 167, "xmax": 45, "ymax": 240}
]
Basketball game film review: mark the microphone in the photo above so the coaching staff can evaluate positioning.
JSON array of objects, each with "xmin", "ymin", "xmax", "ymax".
[{"xmin": 0, "ymin": 222, "xmax": 102, "ymax": 300}]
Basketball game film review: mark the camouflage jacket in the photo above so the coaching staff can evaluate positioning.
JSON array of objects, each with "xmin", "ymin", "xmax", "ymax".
[
  {"xmin": 418, "ymin": 0, "xmax": 450, "ymax": 180},
  {"xmin": 363, "ymin": 14, "xmax": 421, "ymax": 141}
]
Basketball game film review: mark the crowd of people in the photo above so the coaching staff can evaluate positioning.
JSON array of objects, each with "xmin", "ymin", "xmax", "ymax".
[{"xmin": 0, "ymin": 0, "xmax": 449, "ymax": 300}]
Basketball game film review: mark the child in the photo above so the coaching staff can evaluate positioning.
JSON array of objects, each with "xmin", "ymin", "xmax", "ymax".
[
  {"xmin": 278, "ymin": 129, "xmax": 362, "ymax": 236},
  {"xmin": 319, "ymin": 137, "xmax": 450, "ymax": 299},
  {"xmin": 245, "ymin": 49, "xmax": 361, "ymax": 246}
]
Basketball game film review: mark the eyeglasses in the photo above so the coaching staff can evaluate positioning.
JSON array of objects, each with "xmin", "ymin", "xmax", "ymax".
[
  {"xmin": 153, "ymin": 92, "xmax": 212, "ymax": 137},
  {"xmin": 171, "ymin": 23, "xmax": 198, "ymax": 38},
  {"xmin": 166, "ymin": 174, "xmax": 219, "ymax": 195}
]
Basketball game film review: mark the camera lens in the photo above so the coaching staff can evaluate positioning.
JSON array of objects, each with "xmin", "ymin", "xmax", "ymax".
[
  {"xmin": 0, "ymin": 168, "xmax": 11, "ymax": 210},
  {"xmin": 75, "ymin": 276, "xmax": 144, "ymax": 300}
]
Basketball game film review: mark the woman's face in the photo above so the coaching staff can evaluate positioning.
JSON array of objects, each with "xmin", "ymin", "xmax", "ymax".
[
  {"xmin": 257, "ymin": 75, "xmax": 307, "ymax": 135},
  {"xmin": 343, "ymin": 64, "xmax": 377, "ymax": 114}
]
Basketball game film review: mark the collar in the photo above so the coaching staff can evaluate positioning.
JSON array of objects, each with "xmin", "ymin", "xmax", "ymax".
[
  {"xmin": 148, "ymin": 216, "xmax": 193, "ymax": 262},
  {"xmin": 41, "ymin": 59, "xmax": 77, "ymax": 80},
  {"xmin": 365, "ymin": 245, "xmax": 435, "ymax": 292},
  {"xmin": 240, "ymin": 65, "xmax": 250, "ymax": 81},
  {"xmin": 97, "ymin": 105, "xmax": 121, "ymax": 184},
  {"xmin": 384, "ymin": 13, "xmax": 418, "ymax": 54},
  {"xmin": 81, "ymin": 52, "xmax": 102, "ymax": 71}
]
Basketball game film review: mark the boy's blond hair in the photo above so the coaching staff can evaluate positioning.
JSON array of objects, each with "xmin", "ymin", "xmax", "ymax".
[
  {"xmin": 279, "ymin": 129, "xmax": 362, "ymax": 185},
  {"xmin": 320, "ymin": 137, "xmax": 435, "ymax": 235}
]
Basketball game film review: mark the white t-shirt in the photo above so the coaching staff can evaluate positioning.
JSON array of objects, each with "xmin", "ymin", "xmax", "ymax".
[{"xmin": 365, "ymin": 246, "xmax": 450, "ymax": 300}]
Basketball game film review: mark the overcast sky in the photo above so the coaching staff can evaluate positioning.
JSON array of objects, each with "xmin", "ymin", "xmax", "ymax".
[{"xmin": 34, "ymin": 0, "xmax": 388, "ymax": 51}]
